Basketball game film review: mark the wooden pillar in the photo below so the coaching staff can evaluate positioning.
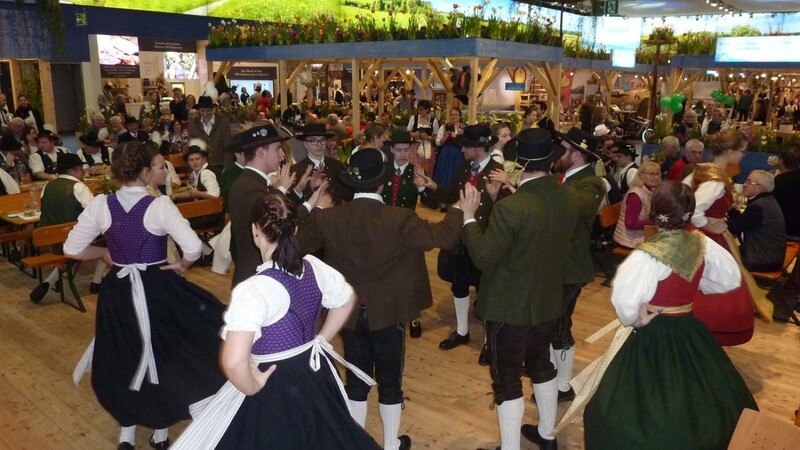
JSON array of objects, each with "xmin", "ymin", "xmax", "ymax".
[
  {"xmin": 279, "ymin": 60, "xmax": 288, "ymax": 114},
  {"xmin": 351, "ymin": 58, "xmax": 360, "ymax": 131},
  {"xmin": 38, "ymin": 60, "xmax": 56, "ymax": 131},
  {"xmin": 378, "ymin": 69, "xmax": 385, "ymax": 115},
  {"xmin": 468, "ymin": 57, "xmax": 478, "ymax": 123},
  {"xmin": 9, "ymin": 59, "xmax": 23, "ymax": 105}
]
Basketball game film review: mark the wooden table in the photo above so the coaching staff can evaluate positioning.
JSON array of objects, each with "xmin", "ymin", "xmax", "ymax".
[{"xmin": 2, "ymin": 211, "xmax": 40, "ymax": 226}]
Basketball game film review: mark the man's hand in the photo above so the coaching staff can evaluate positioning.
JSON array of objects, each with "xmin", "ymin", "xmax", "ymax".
[
  {"xmin": 413, "ymin": 167, "xmax": 435, "ymax": 189},
  {"xmin": 276, "ymin": 163, "xmax": 295, "ymax": 191},
  {"xmin": 294, "ymin": 165, "xmax": 313, "ymax": 193},
  {"xmin": 308, "ymin": 180, "xmax": 332, "ymax": 209},
  {"xmin": 457, "ymin": 183, "xmax": 480, "ymax": 220},
  {"xmin": 309, "ymin": 167, "xmax": 327, "ymax": 189}
]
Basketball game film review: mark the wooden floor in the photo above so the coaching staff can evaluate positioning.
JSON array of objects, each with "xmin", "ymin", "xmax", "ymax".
[{"xmin": 1, "ymin": 207, "xmax": 799, "ymax": 449}]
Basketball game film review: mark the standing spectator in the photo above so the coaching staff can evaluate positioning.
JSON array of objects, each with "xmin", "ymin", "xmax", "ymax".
[
  {"xmin": 256, "ymin": 90, "xmax": 272, "ymax": 117},
  {"xmin": 14, "ymin": 93, "xmax": 44, "ymax": 132},
  {"xmin": 532, "ymin": 101, "xmax": 557, "ymax": 134},
  {"xmin": 110, "ymin": 94, "xmax": 128, "ymax": 116},
  {"xmin": 117, "ymin": 116, "xmax": 150, "ymax": 144},
  {"xmin": 736, "ymin": 89, "xmax": 754, "ymax": 121},
  {"xmin": 432, "ymin": 108, "xmax": 465, "ymax": 191},
  {"xmin": 85, "ymin": 113, "xmax": 107, "ymax": 136},
  {"xmin": 169, "ymin": 88, "xmax": 188, "ymax": 122},
  {"xmin": 239, "ymin": 86, "xmax": 250, "ymax": 105},
  {"xmin": 0, "ymin": 93, "xmax": 12, "ymax": 131},
  {"xmin": 188, "ymin": 95, "xmax": 233, "ymax": 177},
  {"xmin": 612, "ymin": 143, "xmax": 639, "ymax": 195},
  {"xmin": 672, "ymin": 110, "xmax": 699, "ymax": 145}
]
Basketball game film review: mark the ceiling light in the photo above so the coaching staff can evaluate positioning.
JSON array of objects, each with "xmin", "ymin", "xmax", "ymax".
[{"xmin": 710, "ymin": 2, "xmax": 717, "ymax": 6}]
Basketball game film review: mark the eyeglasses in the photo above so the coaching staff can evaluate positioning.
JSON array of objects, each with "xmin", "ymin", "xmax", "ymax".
[
  {"xmin": 640, "ymin": 172, "xmax": 660, "ymax": 177},
  {"xmin": 306, "ymin": 139, "xmax": 326, "ymax": 146},
  {"xmin": 744, "ymin": 179, "xmax": 760, "ymax": 186}
]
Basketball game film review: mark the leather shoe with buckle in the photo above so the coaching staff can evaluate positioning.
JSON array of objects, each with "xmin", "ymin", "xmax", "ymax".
[
  {"xmin": 478, "ymin": 343, "xmax": 490, "ymax": 366},
  {"xmin": 531, "ymin": 387, "xmax": 576, "ymax": 404},
  {"xmin": 439, "ymin": 330, "xmax": 470, "ymax": 350},
  {"xmin": 30, "ymin": 282, "xmax": 49, "ymax": 303},
  {"xmin": 150, "ymin": 436, "xmax": 170, "ymax": 450},
  {"xmin": 398, "ymin": 434, "xmax": 411, "ymax": 450},
  {"xmin": 521, "ymin": 424, "xmax": 557, "ymax": 450},
  {"xmin": 117, "ymin": 443, "xmax": 134, "ymax": 450}
]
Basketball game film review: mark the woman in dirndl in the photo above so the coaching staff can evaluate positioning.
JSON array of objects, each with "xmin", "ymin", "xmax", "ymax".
[
  {"xmin": 579, "ymin": 181, "xmax": 757, "ymax": 449},
  {"xmin": 65, "ymin": 141, "xmax": 227, "ymax": 449},
  {"xmin": 172, "ymin": 191, "xmax": 381, "ymax": 450},
  {"xmin": 683, "ymin": 129, "xmax": 771, "ymax": 346}
]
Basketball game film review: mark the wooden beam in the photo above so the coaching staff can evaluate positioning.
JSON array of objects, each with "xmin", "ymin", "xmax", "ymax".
[
  {"xmin": 357, "ymin": 59, "xmax": 380, "ymax": 92},
  {"xmin": 38, "ymin": 61, "xmax": 56, "ymax": 132},
  {"xmin": 475, "ymin": 58, "xmax": 498, "ymax": 93},
  {"xmin": 378, "ymin": 68, "xmax": 385, "ymax": 115},
  {"xmin": 468, "ymin": 57, "xmax": 479, "ymax": 123},
  {"xmin": 213, "ymin": 61, "xmax": 232, "ymax": 84},
  {"xmin": 286, "ymin": 61, "xmax": 308, "ymax": 88},
  {"xmin": 477, "ymin": 67, "xmax": 501, "ymax": 96},
  {"xmin": 427, "ymin": 61, "xmax": 453, "ymax": 93},
  {"xmin": 279, "ymin": 60, "xmax": 289, "ymax": 112},
  {"xmin": 9, "ymin": 59, "xmax": 22, "ymax": 104},
  {"xmin": 351, "ymin": 58, "xmax": 360, "ymax": 133}
]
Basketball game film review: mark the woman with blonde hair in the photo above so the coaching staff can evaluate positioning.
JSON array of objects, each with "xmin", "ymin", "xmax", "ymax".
[
  {"xmin": 613, "ymin": 161, "xmax": 661, "ymax": 248},
  {"xmin": 683, "ymin": 129, "xmax": 771, "ymax": 346}
]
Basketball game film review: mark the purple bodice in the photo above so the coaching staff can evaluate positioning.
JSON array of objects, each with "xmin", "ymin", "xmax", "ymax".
[
  {"xmin": 251, "ymin": 260, "xmax": 323, "ymax": 355},
  {"xmin": 105, "ymin": 194, "xmax": 168, "ymax": 265}
]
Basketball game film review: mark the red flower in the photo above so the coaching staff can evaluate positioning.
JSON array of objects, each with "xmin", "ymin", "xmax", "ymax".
[{"xmin": 453, "ymin": 4, "xmax": 459, "ymax": 10}]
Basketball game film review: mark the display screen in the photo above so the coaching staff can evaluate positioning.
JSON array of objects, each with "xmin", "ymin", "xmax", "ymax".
[
  {"xmin": 611, "ymin": 49, "xmax": 636, "ymax": 68},
  {"xmin": 715, "ymin": 36, "xmax": 800, "ymax": 63},
  {"xmin": 97, "ymin": 34, "xmax": 140, "ymax": 78},
  {"xmin": 164, "ymin": 52, "xmax": 198, "ymax": 79}
]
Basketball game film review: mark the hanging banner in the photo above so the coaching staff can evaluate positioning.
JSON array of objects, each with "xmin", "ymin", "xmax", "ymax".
[
  {"xmin": 227, "ymin": 66, "xmax": 278, "ymax": 80},
  {"xmin": 138, "ymin": 38, "xmax": 197, "ymax": 53}
]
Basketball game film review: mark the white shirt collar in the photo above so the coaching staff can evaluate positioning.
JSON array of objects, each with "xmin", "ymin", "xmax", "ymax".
[
  {"xmin": 58, "ymin": 174, "xmax": 81, "ymax": 182},
  {"xmin": 235, "ymin": 162, "xmax": 245, "ymax": 169},
  {"xmin": 308, "ymin": 155, "xmax": 324, "ymax": 168},
  {"xmin": 202, "ymin": 114, "xmax": 215, "ymax": 127},
  {"xmin": 393, "ymin": 162, "xmax": 409, "ymax": 173},
  {"xmin": 353, "ymin": 192, "xmax": 384, "ymax": 202},
  {"xmin": 519, "ymin": 173, "xmax": 549, "ymax": 187},
  {"xmin": 245, "ymin": 165, "xmax": 271, "ymax": 184},
  {"xmin": 564, "ymin": 163, "xmax": 591, "ymax": 181},
  {"xmin": 473, "ymin": 155, "xmax": 491, "ymax": 173}
]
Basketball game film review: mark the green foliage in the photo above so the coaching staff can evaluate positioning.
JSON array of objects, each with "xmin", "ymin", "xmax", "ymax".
[
  {"xmin": 674, "ymin": 32, "xmax": 717, "ymax": 55},
  {"xmin": 563, "ymin": 37, "xmax": 609, "ymax": 60},
  {"xmin": 729, "ymin": 25, "xmax": 762, "ymax": 37},
  {"xmin": 69, "ymin": 0, "xmax": 212, "ymax": 14}
]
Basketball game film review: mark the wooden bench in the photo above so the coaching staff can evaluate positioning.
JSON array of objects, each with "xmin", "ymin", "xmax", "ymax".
[
  {"xmin": 612, "ymin": 224, "xmax": 659, "ymax": 257},
  {"xmin": 0, "ymin": 192, "xmax": 37, "ymax": 271},
  {"xmin": 176, "ymin": 197, "xmax": 224, "ymax": 239},
  {"xmin": 751, "ymin": 242, "xmax": 800, "ymax": 326},
  {"xmin": 750, "ymin": 242, "xmax": 800, "ymax": 283},
  {"xmin": 21, "ymin": 221, "xmax": 85, "ymax": 312},
  {"xmin": 592, "ymin": 202, "xmax": 622, "ymax": 284}
]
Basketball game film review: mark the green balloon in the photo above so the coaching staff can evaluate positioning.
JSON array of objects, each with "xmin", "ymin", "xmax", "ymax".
[
  {"xmin": 660, "ymin": 96, "xmax": 672, "ymax": 108},
  {"xmin": 724, "ymin": 95, "xmax": 735, "ymax": 106},
  {"xmin": 671, "ymin": 98, "xmax": 683, "ymax": 112},
  {"xmin": 673, "ymin": 92, "xmax": 685, "ymax": 103}
]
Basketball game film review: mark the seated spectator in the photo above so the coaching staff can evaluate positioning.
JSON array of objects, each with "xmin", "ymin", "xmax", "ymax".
[
  {"xmin": 702, "ymin": 108, "xmax": 724, "ymax": 136},
  {"xmin": 612, "ymin": 143, "xmax": 638, "ymax": 195},
  {"xmin": 172, "ymin": 140, "xmax": 221, "ymax": 230},
  {"xmin": 29, "ymin": 130, "xmax": 67, "ymax": 181},
  {"xmin": 728, "ymin": 170, "xmax": 786, "ymax": 272},
  {"xmin": 672, "ymin": 110, "xmax": 699, "ymax": 145},
  {"xmin": 669, "ymin": 139, "xmax": 704, "ymax": 181},
  {"xmin": 117, "ymin": 116, "xmax": 150, "ymax": 144},
  {"xmin": 77, "ymin": 131, "xmax": 113, "ymax": 176},
  {"xmin": 773, "ymin": 147, "xmax": 800, "ymax": 241},
  {"xmin": 613, "ymin": 161, "xmax": 661, "ymax": 249}
]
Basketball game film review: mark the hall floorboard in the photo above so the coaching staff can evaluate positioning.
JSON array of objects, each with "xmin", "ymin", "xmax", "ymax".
[{"xmin": 1, "ymin": 207, "xmax": 798, "ymax": 449}]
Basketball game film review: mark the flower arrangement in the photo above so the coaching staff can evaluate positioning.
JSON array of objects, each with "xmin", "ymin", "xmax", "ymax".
[
  {"xmin": 747, "ymin": 127, "xmax": 799, "ymax": 153},
  {"xmin": 207, "ymin": 6, "xmax": 560, "ymax": 48},
  {"xmin": 647, "ymin": 26, "xmax": 677, "ymax": 44},
  {"xmin": 674, "ymin": 32, "xmax": 717, "ymax": 55},
  {"xmin": 563, "ymin": 39, "xmax": 609, "ymax": 60}
]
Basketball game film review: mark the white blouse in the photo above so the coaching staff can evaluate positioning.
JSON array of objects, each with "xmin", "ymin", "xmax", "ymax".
[
  {"xmin": 64, "ymin": 185, "xmax": 202, "ymax": 261},
  {"xmin": 193, "ymin": 163, "xmax": 220, "ymax": 197},
  {"xmin": 222, "ymin": 255, "xmax": 354, "ymax": 342},
  {"xmin": 683, "ymin": 173, "xmax": 726, "ymax": 228},
  {"xmin": 610, "ymin": 234, "xmax": 741, "ymax": 326}
]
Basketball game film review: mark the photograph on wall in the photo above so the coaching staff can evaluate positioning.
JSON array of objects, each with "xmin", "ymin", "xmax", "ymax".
[{"xmin": 164, "ymin": 52, "xmax": 199, "ymax": 80}]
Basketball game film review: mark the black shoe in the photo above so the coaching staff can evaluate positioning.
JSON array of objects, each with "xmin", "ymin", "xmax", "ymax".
[
  {"xmin": 8, "ymin": 248, "xmax": 21, "ymax": 263},
  {"xmin": 117, "ymin": 443, "xmax": 134, "ymax": 450},
  {"xmin": 52, "ymin": 279, "xmax": 62, "ymax": 293},
  {"xmin": 478, "ymin": 343, "xmax": 490, "ymax": 366},
  {"xmin": 439, "ymin": 330, "xmax": 470, "ymax": 350},
  {"xmin": 398, "ymin": 434, "xmax": 411, "ymax": 450},
  {"xmin": 521, "ymin": 424, "xmax": 558, "ymax": 450},
  {"xmin": 90, "ymin": 282, "xmax": 101, "ymax": 294},
  {"xmin": 30, "ymin": 282, "xmax": 50, "ymax": 303},
  {"xmin": 150, "ymin": 436, "xmax": 170, "ymax": 450},
  {"xmin": 558, "ymin": 387, "xmax": 576, "ymax": 402},
  {"xmin": 409, "ymin": 320, "xmax": 422, "ymax": 339}
]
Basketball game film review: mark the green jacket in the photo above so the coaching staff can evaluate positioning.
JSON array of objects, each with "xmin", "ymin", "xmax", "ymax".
[
  {"xmin": 39, "ymin": 177, "xmax": 83, "ymax": 227},
  {"xmin": 220, "ymin": 163, "xmax": 244, "ymax": 212},
  {"xmin": 562, "ymin": 165, "xmax": 606, "ymax": 284},
  {"xmin": 463, "ymin": 176, "xmax": 578, "ymax": 326}
]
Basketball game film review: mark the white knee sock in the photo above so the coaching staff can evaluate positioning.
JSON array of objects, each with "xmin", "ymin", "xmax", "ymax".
[
  {"xmin": 379, "ymin": 402, "xmax": 403, "ymax": 450},
  {"xmin": 497, "ymin": 397, "xmax": 524, "ymax": 450},
  {"xmin": 555, "ymin": 347, "xmax": 575, "ymax": 392},
  {"xmin": 548, "ymin": 344, "xmax": 556, "ymax": 366},
  {"xmin": 119, "ymin": 425, "xmax": 136, "ymax": 444},
  {"xmin": 454, "ymin": 295, "xmax": 470, "ymax": 336},
  {"xmin": 152, "ymin": 428, "xmax": 169, "ymax": 444},
  {"xmin": 44, "ymin": 268, "xmax": 59, "ymax": 285},
  {"xmin": 92, "ymin": 260, "xmax": 108, "ymax": 284},
  {"xmin": 349, "ymin": 399, "xmax": 368, "ymax": 427},
  {"xmin": 532, "ymin": 378, "xmax": 558, "ymax": 440}
]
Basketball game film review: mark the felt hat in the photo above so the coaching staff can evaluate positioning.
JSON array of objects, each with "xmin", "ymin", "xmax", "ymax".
[
  {"xmin": 296, "ymin": 123, "xmax": 335, "ymax": 141},
  {"xmin": 79, "ymin": 131, "xmax": 103, "ymax": 148},
  {"xmin": 593, "ymin": 124, "xmax": 611, "ymax": 137},
  {"xmin": 0, "ymin": 135, "xmax": 23, "ymax": 151},
  {"xmin": 558, "ymin": 127, "xmax": 602, "ymax": 161},
  {"xmin": 338, "ymin": 147, "xmax": 392, "ymax": 189},
  {"xmin": 514, "ymin": 128, "xmax": 564, "ymax": 169},
  {"xmin": 56, "ymin": 153, "xmax": 84, "ymax": 174},
  {"xmin": 124, "ymin": 116, "xmax": 139, "ymax": 125},
  {"xmin": 196, "ymin": 95, "xmax": 215, "ymax": 109},
  {"xmin": 384, "ymin": 130, "xmax": 418, "ymax": 146},
  {"xmin": 239, "ymin": 124, "xmax": 290, "ymax": 151},
  {"xmin": 455, "ymin": 124, "xmax": 498, "ymax": 148},
  {"xmin": 613, "ymin": 142, "xmax": 639, "ymax": 158},
  {"xmin": 183, "ymin": 139, "xmax": 209, "ymax": 162}
]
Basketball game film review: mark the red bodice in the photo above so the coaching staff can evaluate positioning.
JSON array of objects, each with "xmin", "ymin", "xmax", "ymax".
[
  {"xmin": 649, "ymin": 262, "xmax": 705, "ymax": 308},
  {"xmin": 704, "ymin": 190, "xmax": 733, "ymax": 219}
]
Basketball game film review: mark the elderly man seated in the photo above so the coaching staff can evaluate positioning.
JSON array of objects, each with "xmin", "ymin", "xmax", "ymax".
[
  {"xmin": 728, "ymin": 170, "xmax": 786, "ymax": 272},
  {"xmin": 658, "ymin": 135, "xmax": 680, "ymax": 179},
  {"xmin": 669, "ymin": 138, "xmax": 704, "ymax": 181}
]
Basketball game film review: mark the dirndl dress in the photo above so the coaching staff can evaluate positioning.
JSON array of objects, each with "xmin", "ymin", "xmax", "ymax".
[
  {"xmin": 74, "ymin": 194, "xmax": 226, "ymax": 428},
  {"xmin": 173, "ymin": 261, "xmax": 381, "ymax": 450},
  {"xmin": 432, "ymin": 138, "xmax": 463, "ymax": 188},
  {"xmin": 692, "ymin": 191, "xmax": 755, "ymax": 346},
  {"xmin": 584, "ymin": 262, "xmax": 757, "ymax": 449}
]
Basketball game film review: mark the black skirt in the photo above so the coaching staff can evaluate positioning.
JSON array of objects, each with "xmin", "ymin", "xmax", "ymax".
[
  {"xmin": 216, "ymin": 347, "xmax": 381, "ymax": 450},
  {"xmin": 91, "ymin": 265, "xmax": 227, "ymax": 429}
]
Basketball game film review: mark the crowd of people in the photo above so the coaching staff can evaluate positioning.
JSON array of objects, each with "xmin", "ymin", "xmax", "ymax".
[{"xmin": 3, "ymin": 83, "xmax": 800, "ymax": 450}]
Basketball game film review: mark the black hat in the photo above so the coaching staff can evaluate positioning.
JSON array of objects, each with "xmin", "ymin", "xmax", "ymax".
[
  {"xmin": 296, "ymin": 123, "xmax": 335, "ymax": 141},
  {"xmin": 124, "ymin": 116, "xmax": 139, "ymax": 125},
  {"xmin": 224, "ymin": 131, "xmax": 244, "ymax": 153},
  {"xmin": 514, "ymin": 128, "xmax": 565, "ymax": 169},
  {"xmin": 37, "ymin": 130, "xmax": 56, "ymax": 141},
  {"xmin": 455, "ymin": 124, "xmax": 498, "ymax": 148},
  {"xmin": 0, "ymin": 135, "xmax": 23, "ymax": 151},
  {"xmin": 338, "ymin": 147, "xmax": 392, "ymax": 189},
  {"xmin": 612, "ymin": 142, "xmax": 639, "ymax": 158},
  {"xmin": 56, "ymin": 153, "xmax": 84, "ymax": 174},
  {"xmin": 384, "ymin": 130, "xmax": 418, "ymax": 146},
  {"xmin": 240, "ymin": 124, "xmax": 289, "ymax": 151},
  {"xmin": 79, "ymin": 131, "xmax": 103, "ymax": 148},
  {"xmin": 184, "ymin": 139, "xmax": 209, "ymax": 162},
  {"xmin": 558, "ymin": 127, "xmax": 601, "ymax": 161},
  {"xmin": 197, "ymin": 96, "xmax": 215, "ymax": 109}
]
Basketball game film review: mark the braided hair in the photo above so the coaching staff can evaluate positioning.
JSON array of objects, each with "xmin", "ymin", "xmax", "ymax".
[{"xmin": 250, "ymin": 191, "xmax": 303, "ymax": 276}]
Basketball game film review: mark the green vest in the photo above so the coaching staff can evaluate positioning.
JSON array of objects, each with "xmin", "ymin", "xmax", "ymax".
[
  {"xmin": 220, "ymin": 163, "xmax": 244, "ymax": 212},
  {"xmin": 39, "ymin": 177, "xmax": 83, "ymax": 227}
]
